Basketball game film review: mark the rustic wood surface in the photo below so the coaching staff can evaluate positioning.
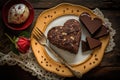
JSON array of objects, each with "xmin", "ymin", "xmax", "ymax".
[{"xmin": 0, "ymin": 0, "xmax": 120, "ymax": 80}]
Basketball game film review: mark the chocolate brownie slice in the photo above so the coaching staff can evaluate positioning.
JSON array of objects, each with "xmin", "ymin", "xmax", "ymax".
[
  {"xmin": 86, "ymin": 37, "xmax": 102, "ymax": 49},
  {"xmin": 82, "ymin": 37, "xmax": 102, "ymax": 52},
  {"xmin": 47, "ymin": 19, "xmax": 81, "ymax": 54},
  {"xmin": 79, "ymin": 12, "xmax": 102, "ymax": 35},
  {"xmin": 93, "ymin": 25, "xmax": 109, "ymax": 38},
  {"xmin": 82, "ymin": 40, "xmax": 90, "ymax": 52}
]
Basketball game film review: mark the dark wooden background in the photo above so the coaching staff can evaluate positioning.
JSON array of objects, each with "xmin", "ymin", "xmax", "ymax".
[{"xmin": 0, "ymin": 0, "xmax": 120, "ymax": 80}]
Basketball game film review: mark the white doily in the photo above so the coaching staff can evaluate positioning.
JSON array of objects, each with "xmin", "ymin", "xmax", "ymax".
[
  {"xmin": 0, "ymin": 8, "xmax": 116, "ymax": 80},
  {"xmin": 0, "ymin": 50, "xmax": 64, "ymax": 80}
]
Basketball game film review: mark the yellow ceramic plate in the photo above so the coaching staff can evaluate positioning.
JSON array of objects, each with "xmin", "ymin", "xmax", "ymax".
[{"xmin": 31, "ymin": 3, "xmax": 110, "ymax": 77}]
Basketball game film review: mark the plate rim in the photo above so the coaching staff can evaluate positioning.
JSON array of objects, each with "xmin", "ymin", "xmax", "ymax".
[
  {"xmin": 31, "ymin": 3, "xmax": 110, "ymax": 77},
  {"xmin": 44, "ymin": 15, "xmax": 93, "ymax": 65}
]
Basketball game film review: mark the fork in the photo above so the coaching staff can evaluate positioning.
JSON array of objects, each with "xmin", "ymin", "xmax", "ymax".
[{"xmin": 32, "ymin": 27, "xmax": 82, "ymax": 78}]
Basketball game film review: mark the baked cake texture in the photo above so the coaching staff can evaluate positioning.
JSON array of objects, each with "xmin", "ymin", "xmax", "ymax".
[
  {"xmin": 47, "ymin": 19, "xmax": 81, "ymax": 54},
  {"xmin": 8, "ymin": 4, "xmax": 30, "ymax": 24}
]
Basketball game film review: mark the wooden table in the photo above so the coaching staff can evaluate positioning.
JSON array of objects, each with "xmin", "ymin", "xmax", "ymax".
[{"xmin": 0, "ymin": 0, "xmax": 120, "ymax": 80}]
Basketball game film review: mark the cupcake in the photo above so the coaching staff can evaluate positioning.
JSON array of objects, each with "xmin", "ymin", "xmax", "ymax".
[{"xmin": 8, "ymin": 4, "xmax": 30, "ymax": 24}]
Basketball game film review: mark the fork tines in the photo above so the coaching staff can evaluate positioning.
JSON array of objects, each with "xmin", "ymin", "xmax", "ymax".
[
  {"xmin": 32, "ymin": 27, "xmax": 47, "ymax": 45},
  {"xmin": 33, "ymin": 27, "xmax": 42, "ymax": 38}
]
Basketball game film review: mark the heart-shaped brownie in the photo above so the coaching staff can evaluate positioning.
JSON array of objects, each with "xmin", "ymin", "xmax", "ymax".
[
  {"xmin": 47, "ymin": 19, "xmax": 81, "ymax": 54},
  {"xmin": 79, "ymin": 12, "xmax": 102, "ymax": 35}
]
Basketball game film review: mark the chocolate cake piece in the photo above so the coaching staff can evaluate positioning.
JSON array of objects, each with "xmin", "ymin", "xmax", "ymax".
[
  {"xmin": 82, "ymin": 40, "xmax": 90, "ymax": 52},
  {"xmin": 63, "ymin": 19, "xmax": 81, "ymax": 34},
  {"xmin": 79, "ymin": 12, "xmax": 102, "ymax": 35},
  {"xmin": 86, "ymin": 37, "xmax": 102, "ymax": 49},
  {"xmin": 47, "ymin": 19, "xmax": 81, "ymax": 54},
  {"xmin": 93, "ymin": 25, "xmax": 109, "ymax": 38}
]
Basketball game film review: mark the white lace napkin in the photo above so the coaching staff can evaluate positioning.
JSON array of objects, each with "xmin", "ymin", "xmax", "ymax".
[{"xmin": 0, "ymin": 8, "xmax": 116, "ymax": 80}]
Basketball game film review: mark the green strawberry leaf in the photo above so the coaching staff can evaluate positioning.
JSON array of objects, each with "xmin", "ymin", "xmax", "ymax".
[{"xmin": 19, "ymin": 31, "xmax": 30, "ymax": 38}]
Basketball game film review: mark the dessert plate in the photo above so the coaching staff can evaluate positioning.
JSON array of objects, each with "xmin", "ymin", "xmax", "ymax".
[
  {"xmin": 2, "ymin": 0, "xmax": 34, "ymax": 30},
  {"xmin": 44, "ymin": 15, "xmax": 92, "ymax": 65},
  {"xmin": 31, "ymin": 3, "xmax": 110, "ymax": 77}
]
